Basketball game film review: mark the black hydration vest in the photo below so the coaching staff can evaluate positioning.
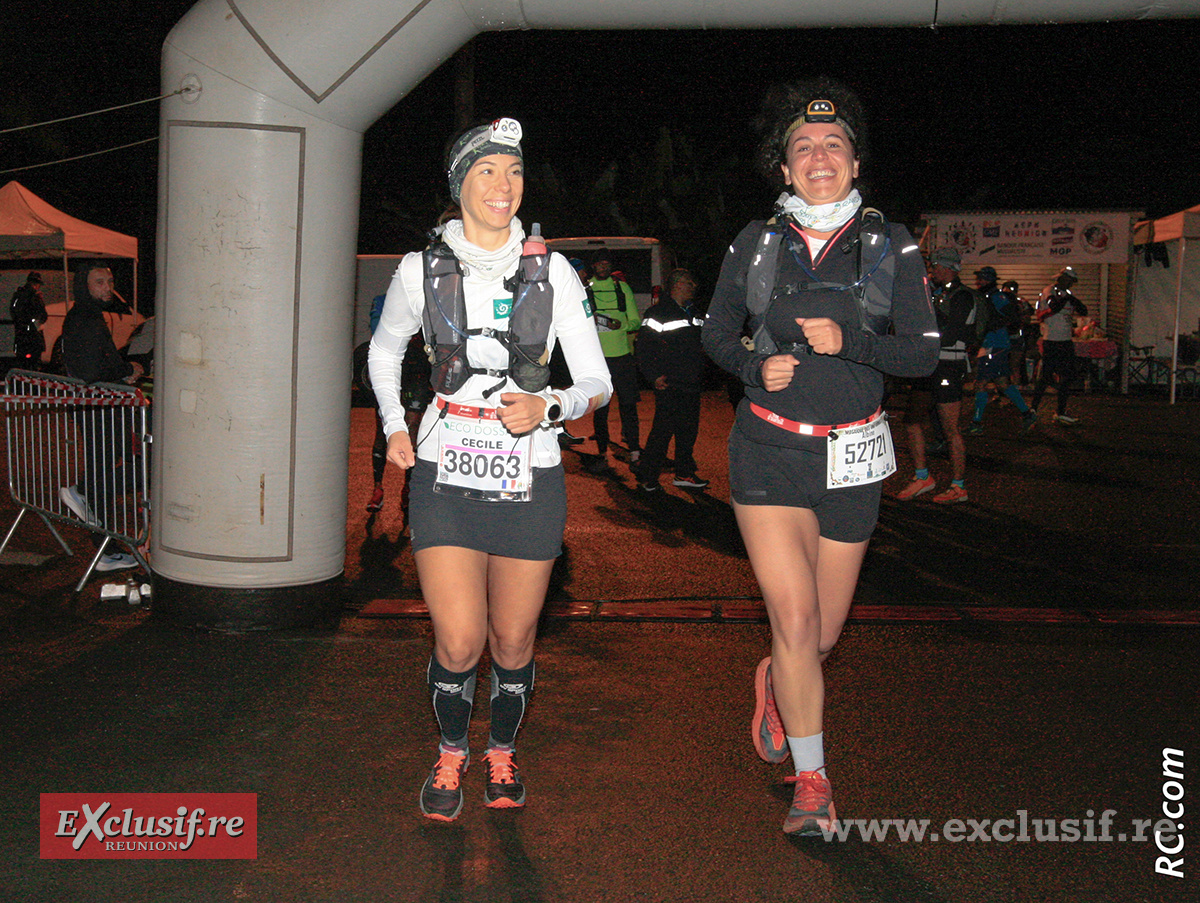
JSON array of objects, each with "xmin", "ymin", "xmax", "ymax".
[
  {"xmin": 746, "ymin": 208, "xmax": 896, "ymax": 355},
  {"xmin": 421, "ymin": 239, "xmax": 554, "ymax": 397}
]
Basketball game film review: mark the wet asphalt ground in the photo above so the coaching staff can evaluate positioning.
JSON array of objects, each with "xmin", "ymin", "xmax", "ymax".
[{"xmin": 0, "ymin": 385, "xmax": 1196, "ymax": 902}]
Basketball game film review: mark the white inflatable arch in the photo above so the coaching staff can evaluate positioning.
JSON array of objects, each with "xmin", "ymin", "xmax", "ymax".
[{"xmin": 154, "ymin": 0, "xmax": 1198, "ymax": 625}]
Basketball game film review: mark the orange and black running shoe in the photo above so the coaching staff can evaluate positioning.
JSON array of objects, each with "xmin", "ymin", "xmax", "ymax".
[
  {"xmin": 482, "ymin": 746, "xmax": 526, "ymax": 809},
  {"xmin": 420, "ymin": 745, "xmax": 469, "ymax": 821},
  {"xmin": 752, "ymin": 657, "xmax": 789, "ymax": 764},
  {"xmin": 783, "ymin": 770, "xmax": 839, "ymax": 836}
]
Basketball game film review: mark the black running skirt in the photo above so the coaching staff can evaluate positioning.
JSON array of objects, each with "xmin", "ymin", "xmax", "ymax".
[{"xmin": 407, "ymin": 458, "xmax": 567, "ymax": 560}]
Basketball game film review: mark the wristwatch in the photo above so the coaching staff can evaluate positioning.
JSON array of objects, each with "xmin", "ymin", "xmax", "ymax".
[{"xmin": 542, "ymin": 395, "xmax": 562, "ymax": 427}]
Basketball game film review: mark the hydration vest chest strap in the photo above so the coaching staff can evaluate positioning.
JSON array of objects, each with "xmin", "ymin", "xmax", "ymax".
[
  {"xmin": 745, "ymin": 209, "xmax": 896, "ymax": 354},
  {"xmin": 421, "ymin": 239, "xmax": 556, "ymax": 397}
]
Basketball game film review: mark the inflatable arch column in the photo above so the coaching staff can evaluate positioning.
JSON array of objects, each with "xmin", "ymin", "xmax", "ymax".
[
  {"xmin": 154, "ymin": 0, "xmax": 484, "ymax": 626},
  {"xmin": 153, "ymin": 0, "xmax": 1193, "ymax": 626}
]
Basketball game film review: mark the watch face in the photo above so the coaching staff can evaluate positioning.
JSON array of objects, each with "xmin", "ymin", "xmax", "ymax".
[{"xmin": 547, "ymin": 403, "xmax": 562, "ymax": 421}]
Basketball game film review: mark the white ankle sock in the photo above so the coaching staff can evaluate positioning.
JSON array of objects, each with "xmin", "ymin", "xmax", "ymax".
[{"xmin": 787, "ymin": 732, "xmax": 826, "ymax": 776}]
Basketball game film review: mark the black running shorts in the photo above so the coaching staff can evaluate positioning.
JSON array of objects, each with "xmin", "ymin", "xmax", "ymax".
[
  {"xmin": 906, "ymin": 359, "xmax": 969, "ymax": 423},
  {"xmin": 728, "ymin": 425, "xmax": 882, "ymax": 543}
]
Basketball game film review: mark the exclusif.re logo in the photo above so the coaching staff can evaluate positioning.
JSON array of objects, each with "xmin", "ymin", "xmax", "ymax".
[{"xmin": 40, "ymin": 793, "xmax": 257, "ymax": 860}]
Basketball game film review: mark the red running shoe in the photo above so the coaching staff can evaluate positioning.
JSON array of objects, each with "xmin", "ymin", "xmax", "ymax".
[
  {"xmin": 483, "ymin": 746, "xmax": 526, "ymax": 809},
  {"xmin": 752, "ymin": 657, "xmax": 788, "ymax": 764},
  {"xmin": 366, "ymin": 486, "xmax": 384, "ymax": 512},
  {"xmin": 783, "ymin": 770, "xmax": 838, "ymax": 836},
  {"xmin": 932, "ymin": 484, "xmax": 968, "ymax": 504},
  {"xmin": 896, "ymin": 476, "xmax": 936, "ymax": 501}
]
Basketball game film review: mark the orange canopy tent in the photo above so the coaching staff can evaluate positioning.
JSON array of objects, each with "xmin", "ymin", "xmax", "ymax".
[
  {"xmin": 0, "ymin": 180, "xmax": 138, "ymax": 311},
  {"xmin": 1, "ymin": 181, "xmax": 143, "ymax": 360}
]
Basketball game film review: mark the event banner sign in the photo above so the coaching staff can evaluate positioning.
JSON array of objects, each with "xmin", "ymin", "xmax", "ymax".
[
  {"xmin": 930, "ymin": 212, "xmax": 1132, "ymax": 265},
  {"xmin": 40, "ymin": 793, "xmax": 257, "ymax": 859}
]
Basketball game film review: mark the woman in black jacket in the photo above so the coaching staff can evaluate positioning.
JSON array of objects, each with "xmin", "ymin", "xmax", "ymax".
[{"xmin": 702, "ymin": 79, "xmax": 938, "ymax": 835}]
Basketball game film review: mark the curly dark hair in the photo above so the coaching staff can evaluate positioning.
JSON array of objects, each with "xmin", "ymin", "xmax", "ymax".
[{"xmin": 753, "ymin": 77, "xmax": 869, "ymax": 182}]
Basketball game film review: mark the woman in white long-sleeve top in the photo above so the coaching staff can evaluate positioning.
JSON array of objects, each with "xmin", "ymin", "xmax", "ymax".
[{"xmin": 368, "ymin": 118, "xmax": 611, "ymax": 822}]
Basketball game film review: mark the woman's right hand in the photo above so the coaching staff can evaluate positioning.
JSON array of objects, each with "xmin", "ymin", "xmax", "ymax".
[
  {"xmin": 761, "ymin": 354, "xmax": 800, "ymax": 392},
  {"xmin": 386, "ymin": 430, "xmax": 416, "ymax": 470}
]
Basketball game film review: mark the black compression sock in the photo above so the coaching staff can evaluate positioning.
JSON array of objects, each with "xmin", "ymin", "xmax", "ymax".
[
  {"xmin": 427, "ymin": 658, "xmax": 476, "ymax": 747},
  {"xmin": 488, "ymin": 660, "xmax": 535, "ymax": 748}
]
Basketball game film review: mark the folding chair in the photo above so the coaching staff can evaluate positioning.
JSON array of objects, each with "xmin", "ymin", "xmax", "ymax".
[{"xmin": 1127, "ymin": 344, "xmax": 1169, "ymax": 386}]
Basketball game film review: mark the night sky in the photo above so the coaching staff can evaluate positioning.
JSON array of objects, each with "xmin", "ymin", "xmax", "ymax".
[{"xmin": 4, "ymin": 3, "xmax": 1200, "ymax": 303}]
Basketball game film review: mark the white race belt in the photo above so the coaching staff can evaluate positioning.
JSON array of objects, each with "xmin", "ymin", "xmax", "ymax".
[
  {"xmin": 435, "ymin": 409, "xmax": 532, "ymax": 502},
  {"xmin": 826, "ymin": 413, "xmax": 896, "ymax": 489}
]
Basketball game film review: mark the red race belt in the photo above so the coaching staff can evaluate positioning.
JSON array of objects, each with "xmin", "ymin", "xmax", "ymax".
[
  {"xmin": 750, "ymin": 403, "xmax": 882, "ymax": 437},
  {"xmin": 436, "ymin": 397, "xmax": 500, "ymax": 420}
]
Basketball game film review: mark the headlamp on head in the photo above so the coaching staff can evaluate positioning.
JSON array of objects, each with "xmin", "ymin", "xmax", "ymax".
[
  {"xmin": 447, "ymin": 117, "xmax": 524, "ymax": 201},
  {"xmin": 448, "ymin": 118, "xmax": 522, "ymax": 175},
  {"xmin": 783, "ymin": 98, "xmax": 857, "ymax": 152},
  {"xmin": 805, "ymin": 100, "xmax": 837, "ymax": 123},
  {"xmin": 488, "ymin": 117, "xmax": 522, "ymax": 147}
]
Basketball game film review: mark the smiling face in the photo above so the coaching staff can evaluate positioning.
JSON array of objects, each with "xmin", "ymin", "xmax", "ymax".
[
  {"xmin": 458, "ymin": 153, "xmax": 523, "ymax": 249},
  {"xmin": 780, "ymin": 121, "xmax": 859, "ymax": 207}
]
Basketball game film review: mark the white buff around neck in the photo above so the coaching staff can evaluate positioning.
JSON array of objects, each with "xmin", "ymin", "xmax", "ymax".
[{"xmin": 776, "ymin": 189, "xmax": 862, "ymax": 234}]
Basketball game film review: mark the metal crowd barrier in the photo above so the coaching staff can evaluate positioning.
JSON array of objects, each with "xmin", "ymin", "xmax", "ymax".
[{"xmin": 1, "ymin": 369, "xmax": 151, "ymax": 593}]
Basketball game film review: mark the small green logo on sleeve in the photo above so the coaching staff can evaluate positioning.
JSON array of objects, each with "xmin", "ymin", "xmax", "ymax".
[{"xmin": 494, "ymin": 296, "xmax": 513, "ymax": 319}]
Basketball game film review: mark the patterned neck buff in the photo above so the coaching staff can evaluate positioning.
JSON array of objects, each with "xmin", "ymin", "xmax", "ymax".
[{"xmin": 775, "ymin": 189, "xmax": 863, "ymax": 233}]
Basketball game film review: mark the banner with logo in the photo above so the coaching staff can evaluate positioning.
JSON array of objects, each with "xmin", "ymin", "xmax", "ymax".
[
  {"xmin": 929, "ymin": 212, "xmax": 1132, "ymax": 265},
  {"xmin": 40, "ymin": 793, "xmax": 257, "ymax": 859}
]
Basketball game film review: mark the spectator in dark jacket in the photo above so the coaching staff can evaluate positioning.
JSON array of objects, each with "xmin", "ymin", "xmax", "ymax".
[
  {"xmin": 61, "ymin": 264, "xmax": 139, "ymax": 384},
  {"xmin": 10, "ymin": 271, "xmax": 48, "ymax": 367},
  {"xmin": 58, "ymin": 263, "xmax": 144, "ymax": 573},
  {"xmin": 634, "ymin": 268, "xmax": 709, "ymax": 491}
]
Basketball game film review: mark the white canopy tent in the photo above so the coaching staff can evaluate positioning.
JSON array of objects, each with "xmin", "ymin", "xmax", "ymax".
[{"xmin": 1132, "ymin": 205, "xmax": 1200, "ymax": 403}]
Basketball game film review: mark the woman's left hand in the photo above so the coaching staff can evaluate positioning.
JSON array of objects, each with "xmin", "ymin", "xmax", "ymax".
[
  {"xmin": 794, "ymin": 317, "xmax": 843, "ymax": 355},
  {"xmin": 498, "ymin": 393, "xmax": 547, "ymax": 436}
]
